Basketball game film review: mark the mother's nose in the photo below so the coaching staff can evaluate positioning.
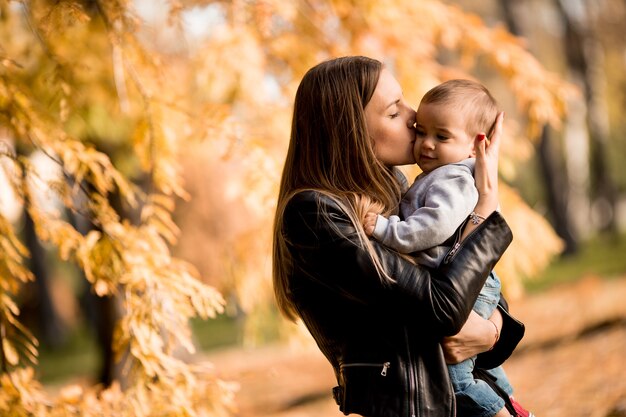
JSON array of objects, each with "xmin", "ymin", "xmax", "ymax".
[{"xmin": 406, "ymin": 113, "xmax": 417, "ymax": 129}]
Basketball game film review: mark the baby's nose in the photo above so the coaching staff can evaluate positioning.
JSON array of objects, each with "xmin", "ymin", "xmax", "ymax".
[{"xmin": 422, "ymin": 138, "xmax": 435, "ymax": 149}]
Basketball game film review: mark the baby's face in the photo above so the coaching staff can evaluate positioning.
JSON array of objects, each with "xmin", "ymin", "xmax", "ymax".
[{"xmin": 413, "ymin": 102, "xmax": 475, "ymax": 174}]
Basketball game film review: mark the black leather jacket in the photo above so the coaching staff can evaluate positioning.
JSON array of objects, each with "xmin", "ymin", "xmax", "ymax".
[{"xmin": 282, "ymin": 191, "xmax": 523, "ymax": 417}]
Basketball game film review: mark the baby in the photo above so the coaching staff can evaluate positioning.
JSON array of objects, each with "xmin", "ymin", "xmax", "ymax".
[{"xmin": 364, "ymin": 79, "xmax": 532, "ymax": 417}]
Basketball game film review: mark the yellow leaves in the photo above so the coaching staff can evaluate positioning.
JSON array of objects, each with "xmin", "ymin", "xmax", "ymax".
[
  {"xmin": 39, "ymin": 1, "xmax": 91, "ymax": 36},
  {"xmin": 141, "ymin": 195, "xmax": 180, "ymax": 244},
  {"xmin": 131, "ymin": 105, "xmax": 190, "ymax": 203},
  {"xmin": 128, "ymin": 323, "xmax": 166, "ymax": 378},
  {"xmin": 59, "ymin": 81, "xmax": 71, "ymax": 122},
  {"xmin": 0, "ymin": 211, "xmax": 39, "ymax": 370},
  {"xmin": 195, "ymin": 25, "xmax": 267, "ymax": 105},
  {"xmin": 1, "ymin": 294, "xmax": 20, "ymax": 317},
  {"xmin": 496, "ymin": 184, "xmax": 565, "ymax": 299},
  {"xmin": 69, "ymin": 213, "xmax": 227, "ymax": 397},
  {"xmin": 333, "ymin": 0, "xmax": 577, "ymax": 141},
  {"xmin": 59, "ymin": 384, "xmax": 84, "ymax": 405},
  {"xmin": 475, "ymin": 28, "xmax": 580, "ymax": 139},
  {"xmin": 2, "ymin": 338, "xmax": 20, "ymax": 366},
  {"xmin": 446, "ymin": 16, "xmax": 577, "ymax": 139},
  {"xmin": 0, "ymin": 218, "xmax": 31, "ymax": 280},
  {"xmin": 186, "ymin": 277, "xmax": 226, "ymax": 320},
  {"xmin": 0, "ymin": 367, "xmax": 47, "ymax": 415},
  {"xmin": 76, "ymin": 231, "xmax": 120, "ymax": 296},
  {"xmin": 26, "ymin": 205, "xmax": 84, "ymax": 263},
  {"xmin": 0, "ymin": 292, "xmax": 39, "ymax": 368},
  {"xmin": 0, "ymin": 365, "xmax": 237, "ymax": 417},
  {"xmin": 132, "ymin": 118, "xmax": 152, "ymax": 172},
  {"xmin": 48, "ymin": 138, "xmax": 137, "ymax": 207},
  {"xmin": 53, "ymin": 140, "xmax": 125, "ymax": 198},
  {"xmin": 0, "ymin": 2, "xmax": 237, "ymax": 416},
  {"xmin": 0, "ymin": 57, "xmax": 23, "ymax": 71}
]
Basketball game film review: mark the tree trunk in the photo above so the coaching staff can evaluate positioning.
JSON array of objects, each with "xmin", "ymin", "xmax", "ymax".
[
  {"xmin": 499, "ymin": 0, "xmax": 580, "ymax": 254},
  {"xmin": 538, "ymin": 126, "xmax": 579, "ymax": 254},
  {"xmin": 555, "ymin": 0, "xmax": 618, "ymax": 233},
  {"xmin": 67, "ymin": 184, "xmax": 120, "ymax": 387},
  {"xmin": 21, "ymin": 205, "xmax": 68, "ymax": 348},
  {"xmin": 14, "ymin": 145, "xmax": 68, "ymax": 350},
  {"xmin": 78, "ymin": 279, "xmax": 118, "ymax": 386}
]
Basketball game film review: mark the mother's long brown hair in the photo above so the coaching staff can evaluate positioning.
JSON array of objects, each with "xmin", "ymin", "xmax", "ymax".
[{"xmin": 272, "ymin": 56, "xmax": 403, "ymax": 321}]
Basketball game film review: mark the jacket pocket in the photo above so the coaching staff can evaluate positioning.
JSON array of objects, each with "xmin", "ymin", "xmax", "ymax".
[{"xmin": 336, "ymin": 362, "xmax": 392, "ymax": 415}]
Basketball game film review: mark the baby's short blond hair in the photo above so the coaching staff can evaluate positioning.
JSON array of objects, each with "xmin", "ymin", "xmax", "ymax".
[{"xmin": 421, "ymin": 79, "xmax": 499, "ymax": 138}]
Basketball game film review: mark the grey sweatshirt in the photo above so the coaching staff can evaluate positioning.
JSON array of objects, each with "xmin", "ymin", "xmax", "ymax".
[{"xmin": 373, "ymin": 158, "xmax": 477, "ymax": 268}]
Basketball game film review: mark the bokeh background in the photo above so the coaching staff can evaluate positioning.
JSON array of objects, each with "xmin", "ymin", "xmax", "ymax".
[{"xmin": 1, "ymin": 1, "xmax": 625, "ymax": 416}]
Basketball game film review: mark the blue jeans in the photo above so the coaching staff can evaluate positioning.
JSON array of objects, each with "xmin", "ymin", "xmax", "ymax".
[{"xmin": 447, "ymin": 272, "xmax": 514, "ymax": 417}]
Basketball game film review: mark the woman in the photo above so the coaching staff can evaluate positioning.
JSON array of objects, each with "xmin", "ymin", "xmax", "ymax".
[{"xmin": 272, "ymin": 56, "xmax": 523, "ymax": 417}]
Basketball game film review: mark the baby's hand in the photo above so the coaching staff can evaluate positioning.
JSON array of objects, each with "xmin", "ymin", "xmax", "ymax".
[{"xmin": 363, "ymin": 212, "xmax": 378, "ymax": 236}]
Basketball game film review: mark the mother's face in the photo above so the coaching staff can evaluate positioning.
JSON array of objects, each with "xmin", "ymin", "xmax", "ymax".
[{"xmin": 364, "ymin": 69, "xmax": 416, "ymax": 166}]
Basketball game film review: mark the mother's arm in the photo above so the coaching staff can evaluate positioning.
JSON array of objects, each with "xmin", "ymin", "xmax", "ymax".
[
  {"xmin": 284, "ymin": 191, "xmax": 513, "ymax": 336},
  {"xmin": 442, "ymin": 310, "xmax": 501, "ymax": 363},
  {"xmin": 443, "ymin": 299, "xmax": 525, "ymax": 366}
]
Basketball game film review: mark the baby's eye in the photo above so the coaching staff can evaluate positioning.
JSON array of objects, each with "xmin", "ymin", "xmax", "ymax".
[
  {"xmin": 437, "ymin": 134, "xmax": 449, "ymax": 140},
  {"xmin": 416, "ymin": 128, "xmax": 426, "ymax": 137}
]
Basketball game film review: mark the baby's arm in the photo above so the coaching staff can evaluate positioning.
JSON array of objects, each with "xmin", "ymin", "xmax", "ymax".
[{"xmin": 373, "ymin": 164, "xmax": 478, "ymax": 254}]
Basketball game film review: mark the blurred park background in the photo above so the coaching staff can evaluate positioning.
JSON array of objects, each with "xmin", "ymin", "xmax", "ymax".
[{"xmin": 1, "ymin": 0, "xmax": 625, "ymax": 416}]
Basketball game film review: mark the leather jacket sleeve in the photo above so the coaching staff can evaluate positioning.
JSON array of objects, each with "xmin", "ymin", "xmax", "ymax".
[
  {"xmin": 283, "ymin": 190, "xmax": 514, "ymax": 337},
  {"xmin": 476, "ymin": 297, "xmax": 525, "ymax": 369}
]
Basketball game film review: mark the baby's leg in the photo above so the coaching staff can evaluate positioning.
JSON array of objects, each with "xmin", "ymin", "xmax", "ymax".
[
  {"xmin": 448, "ymin": 357, "xmax": 477, "ymax": 393},
  {"xmin": 487, "ymin": 366, "xmax": 514, "ymax": 396},
  {"xmin": 453, "ymin": 273, "xmax": 510, "ymax": 417},
  {"xmin": 449, "ymin": 359, "xmax": 507, "ymax": 417},
  {"xmin": 494, "ymin": 406, "xmax": 513, "ymax": 417}
]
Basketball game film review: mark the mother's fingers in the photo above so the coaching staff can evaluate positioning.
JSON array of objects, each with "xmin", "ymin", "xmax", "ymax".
[
  {"xmin": 473, "ymin": 111, "xmax": 502, "ymax": 204},
  {"xmin": 486, "ymin": 111, "xmax": 504, "ymax": 154},
  {"xmin": 474, "ymin": 132, "xmax": 486, "ymax": 158}
]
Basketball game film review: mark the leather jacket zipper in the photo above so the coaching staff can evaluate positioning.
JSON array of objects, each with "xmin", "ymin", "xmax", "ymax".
[
  {"xmin": 444, "ymin": 242, "xmax": 461, "ymax": 264},
  {"xmin": 443, "ymin": 216, "xmax": 480, "ymax": 264},
  {"xmin": 341, "ymin": 362, "xmax": 391, "ymax": 376},
  {"xmin": 404, "ymin": 328, "xmax": 417, "ymax": 417}
]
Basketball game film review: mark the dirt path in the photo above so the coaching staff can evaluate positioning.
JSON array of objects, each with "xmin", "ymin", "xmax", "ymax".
[{"xmin": 204, "ymin": 276, "xmax": 626, "ymax": 417}]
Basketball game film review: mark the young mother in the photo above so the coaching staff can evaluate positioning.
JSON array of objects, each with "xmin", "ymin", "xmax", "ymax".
[{"xmin": 272, "ymin": 56, "xmax": 523, "ymax": 417}]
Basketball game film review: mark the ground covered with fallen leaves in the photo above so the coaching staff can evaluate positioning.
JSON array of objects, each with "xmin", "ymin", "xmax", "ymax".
[{"xmin": 205, "ymin": 276, "xmax": 626, "ymax": 417}]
